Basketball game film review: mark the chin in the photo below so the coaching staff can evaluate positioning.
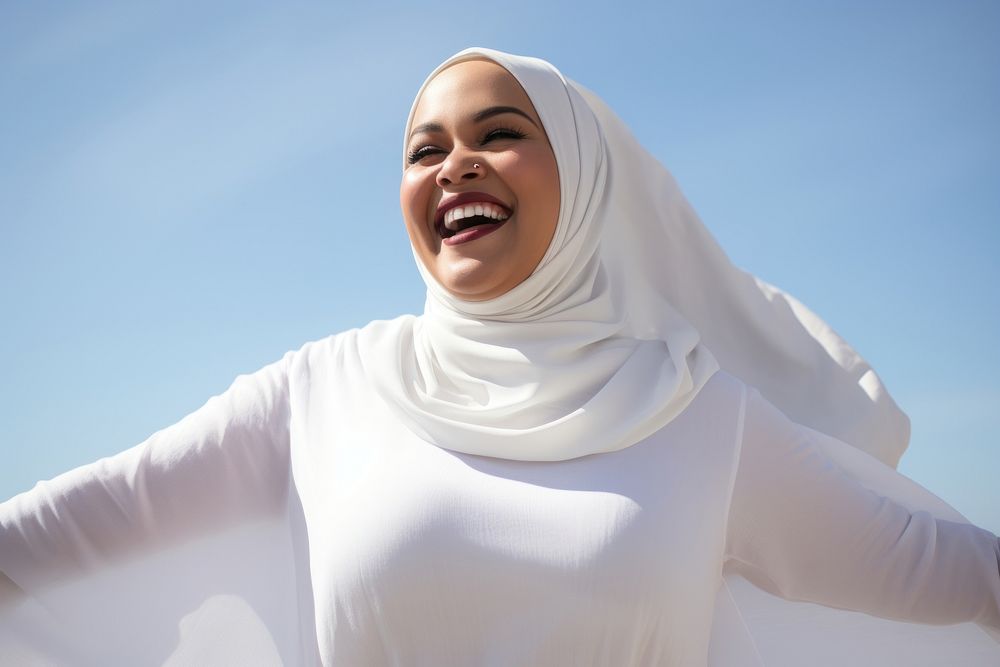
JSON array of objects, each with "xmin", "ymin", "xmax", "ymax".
[
  {"xmin": 441, "ymin": 277, "xmax": 507, "ymax": 302},
  {"xmin": 437, "ymin": 262, "xmax": 510, "ymax": 302}
]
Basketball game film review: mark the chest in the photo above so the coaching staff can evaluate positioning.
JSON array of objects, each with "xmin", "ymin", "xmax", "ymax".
[{"xmin": 286, "ymin": 364, "xmax": 743, "ymax": 663}]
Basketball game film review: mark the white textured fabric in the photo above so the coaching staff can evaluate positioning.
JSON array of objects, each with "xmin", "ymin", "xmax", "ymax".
[
  {"xmin": 362, "ymin": 47, "xmax": 908, "ymax": 465},
  {"xmin": 1, "ymin": 341, "xmax": 997, "ymax": 665},
  {"xmin": 2, "ymin": 47, "xmax": 996, "ymax": 665},
  {"xmin": 363, "ymin": 48, "xmax": 718, "ymax": 461}
]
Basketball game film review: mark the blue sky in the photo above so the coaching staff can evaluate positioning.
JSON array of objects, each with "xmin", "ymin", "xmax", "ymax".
[{"xmin": 1, "ymin": 1, "xmax": 997, "ymax": 532}]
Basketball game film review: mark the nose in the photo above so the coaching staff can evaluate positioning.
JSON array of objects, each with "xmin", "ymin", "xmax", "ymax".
[{"xmin": 436, "ymin": 149, "xmax": 484, "ymax": 188}]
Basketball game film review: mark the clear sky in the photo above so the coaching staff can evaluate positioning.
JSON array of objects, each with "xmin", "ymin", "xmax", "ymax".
[{"xmin": 1, "ymin": 1, "xmax": 997, "ymax": 533}]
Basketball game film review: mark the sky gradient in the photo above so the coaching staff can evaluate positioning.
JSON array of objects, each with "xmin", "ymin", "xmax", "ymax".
[{"xmin": 1, "ymin": 1, "xmax": 997, "ymax": 532}]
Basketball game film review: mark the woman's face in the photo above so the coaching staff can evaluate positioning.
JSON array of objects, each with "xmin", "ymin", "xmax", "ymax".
[{"xmin": 401, "ymin": 59, "xmax": 560, "ymax": 301}]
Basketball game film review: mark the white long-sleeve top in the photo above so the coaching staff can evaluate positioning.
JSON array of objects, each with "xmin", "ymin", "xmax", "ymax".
[{"xmin": 2, "ymin": 330, "xmax": 999, "ymax": 666}]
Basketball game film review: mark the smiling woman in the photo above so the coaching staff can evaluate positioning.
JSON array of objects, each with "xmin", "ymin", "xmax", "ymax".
[
  {"xmin": 1, "ymin": 47, "xmax": 999, "ymax": 666},
  {"xmin": 401, "ymin": 58, "xmax": 560, "ymax": 301}
]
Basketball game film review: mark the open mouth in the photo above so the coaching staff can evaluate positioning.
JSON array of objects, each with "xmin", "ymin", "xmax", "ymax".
[
  {"xmin": 436, "ymin": 200, "xmax": 512, "ymax": 241},
  {"xmin": 438, "ymin": 214, "xmax": 506, "ymax": 239}
]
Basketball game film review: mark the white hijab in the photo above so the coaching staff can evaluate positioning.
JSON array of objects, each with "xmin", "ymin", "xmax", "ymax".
[
  {"xmin": 4, "ymin": 48, "xmax": 995, "ymax": 667},
  {"xmin": 361, "ymin": 47, "xmax": 910, "ymax": 465}
]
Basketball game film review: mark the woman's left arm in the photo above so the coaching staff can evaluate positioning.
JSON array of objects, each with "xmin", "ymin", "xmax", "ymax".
[{"xmin": 725, "ymin": 386, "xmax": 1000, "ymax": 632}]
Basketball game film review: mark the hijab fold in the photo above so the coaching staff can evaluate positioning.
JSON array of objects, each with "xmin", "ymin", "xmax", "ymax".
[{"xmin": 360, "ymin": 47, "xmax": 909, "ymax": 465}]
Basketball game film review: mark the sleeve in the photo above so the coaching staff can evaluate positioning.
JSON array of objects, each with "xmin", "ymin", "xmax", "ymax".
[
  {"xmin": 724, "ymin": 386, "xmax": 1000, "ymax": 633},
  {"xmin": 0, "ymin": 350, "xmax": 293, "ymax": 596}
]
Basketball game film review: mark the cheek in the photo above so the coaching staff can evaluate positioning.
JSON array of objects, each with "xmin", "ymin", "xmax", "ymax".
[
  {"xmin": 511, "ymin": 150, "xmax": 560, "ymax": 237},
  {"xmin": 400, "ymin": 170, "xmax": 433, "ymax": 244},
  {"xmin": 399, "ymin": 170, "xmax": 422, "ymax": 220}
]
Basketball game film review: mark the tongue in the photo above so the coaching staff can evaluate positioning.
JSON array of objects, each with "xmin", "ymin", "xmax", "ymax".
[{"xmin": 454, "ymin": 215, "xmax": 500, "ymax": 233}]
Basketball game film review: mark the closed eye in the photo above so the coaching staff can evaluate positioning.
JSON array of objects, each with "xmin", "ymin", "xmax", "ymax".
[
  {"xmin": 482, "ymin": 126, "xmax": 527, "ymax": 143},
  {"xmin": 405, "ymin": 126, "xmax": 529, "ymax": 166},
  {"xmin": 406, "ymin": 145, "xmax": 444, "ymax": 165}
]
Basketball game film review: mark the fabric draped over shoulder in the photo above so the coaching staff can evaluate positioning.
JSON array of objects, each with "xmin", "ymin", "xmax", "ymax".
[
  {"xmin": 2, "ymin": 47, "xmax": 996, "ymax": 667},
  {"xmin": 359, "ymin": 47, "xmax": 909, "ymax": 466}
]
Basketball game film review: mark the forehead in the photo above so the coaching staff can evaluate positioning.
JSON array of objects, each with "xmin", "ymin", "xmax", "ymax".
[{"xmin": 411, "ymin": 59, "xmax": 540, "ymax": 125}]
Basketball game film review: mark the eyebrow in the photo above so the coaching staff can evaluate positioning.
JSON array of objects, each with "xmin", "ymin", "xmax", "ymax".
[{"xmin": 408, "ymin": 105, "xmax": 538, "ymax": 141}]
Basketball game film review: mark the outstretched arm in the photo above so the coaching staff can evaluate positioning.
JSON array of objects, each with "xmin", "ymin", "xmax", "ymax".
[
  {"xmin": 725, "ymin": 387, "xmax": 1000, "ymax": 632},
  {"xmin": 0, "ymin": 351, "xmax": 293, "ymax": 596}
]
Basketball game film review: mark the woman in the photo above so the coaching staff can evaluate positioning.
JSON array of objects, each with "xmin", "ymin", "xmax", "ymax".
[{"xmin": 1, "ymin": 48, "xmax": 998, "ymax": 665}]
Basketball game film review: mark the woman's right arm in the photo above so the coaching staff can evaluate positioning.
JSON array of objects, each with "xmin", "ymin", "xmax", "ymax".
[{"xmin": 0, "ymin": 349, "xmax": 293, "ymax": 597}]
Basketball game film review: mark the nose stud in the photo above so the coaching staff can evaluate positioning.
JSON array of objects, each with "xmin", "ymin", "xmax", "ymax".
[{"xmin": 473, "ymin": 163, "xmax": 480, "ymax": 169}]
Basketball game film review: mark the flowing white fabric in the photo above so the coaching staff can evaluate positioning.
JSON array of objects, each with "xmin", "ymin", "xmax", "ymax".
[
  {"xmin": 362, "ymin": 48, "xmax": 718, "ymax": 461},
  {"xmin": 362, "ymin": 47, "xmax": 909, "ymax": 466},
  {"xmin": 1, "ymin": 355, "xmax": 997, "ymax": 665},
  {"xmin": 2, "ymin": 48, "xmax": 996, "ymax": 666}
]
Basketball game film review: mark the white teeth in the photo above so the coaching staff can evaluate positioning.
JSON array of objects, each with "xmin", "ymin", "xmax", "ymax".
[{"xmin": 442, "ymin": 201, "xmax": 510, "ymax": 230}]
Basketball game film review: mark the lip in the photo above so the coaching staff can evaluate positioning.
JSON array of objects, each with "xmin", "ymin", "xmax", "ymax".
[
  {"xmin": 434, "ymin": 191, "xmax": 512, "ymax": 235},
  {"xmin": 442, "ymin": 219, "xmax": 508, "ymax": 246}
]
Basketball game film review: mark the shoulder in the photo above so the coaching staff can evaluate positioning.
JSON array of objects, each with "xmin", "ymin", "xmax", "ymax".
[
  {"xmin": 693, "ymin": 372, "xmax": 803, "ymax": 456},
  {"xmin": 663, "ymin": 370, "xmax": 751, "ymax": 451},
  {"xmin": 280, "ymin": 314, "xmax": 418, "ymax": 378},
  {"xmin": 694, "ymin": 369, "xmax": 749, "ymax": 413},
  {"xmin": 699, "ymin": 371, "xmax": 791, "ymax": 426}
]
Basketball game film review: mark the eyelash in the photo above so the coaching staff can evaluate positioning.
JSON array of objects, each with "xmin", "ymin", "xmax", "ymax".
[{"xmin": 406, "ymin": 126, "xmax": 528, "ymax": 165}]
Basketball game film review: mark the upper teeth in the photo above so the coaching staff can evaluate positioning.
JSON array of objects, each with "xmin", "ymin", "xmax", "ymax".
[{"xmin": 443, "ymin": 202, "xmax": 509, "ymax": 230}]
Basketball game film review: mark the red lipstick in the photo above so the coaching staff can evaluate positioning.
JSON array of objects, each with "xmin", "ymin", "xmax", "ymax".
[{"xmin": 442, "ymin": 219, "xmax": 508, "ymax": 246}]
